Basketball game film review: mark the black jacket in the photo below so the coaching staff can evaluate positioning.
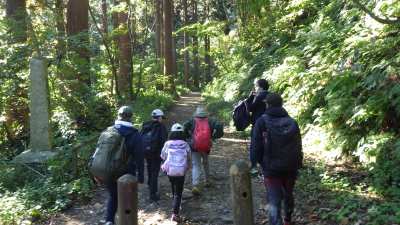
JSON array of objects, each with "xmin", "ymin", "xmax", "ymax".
[
  {"xmin": 141, "ymin": 120, "xmax": 168, "ymax": 158},
  {"xmin": 247, "ymin": 90, "xmax": 269, "ymax": 125},
  {"xmin": 252, "ymin": 107, "xmax": 303, "ymax": 178},
  {"xmin": 114, "ymin": 122, "xmax": 144, "ymax": 183}
]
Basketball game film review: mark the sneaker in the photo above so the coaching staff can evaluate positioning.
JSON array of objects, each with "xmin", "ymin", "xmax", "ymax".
[
  {"xmin": 192, "ymin": 186, "xmax": 201, "ymax": 195},
  {"xmin": 171, "ymin": 214, "xmax": 181, "ymax": 222},
  {"xmin": 104, "ymin": 222, "xmax": 113, "ymax": 225}
]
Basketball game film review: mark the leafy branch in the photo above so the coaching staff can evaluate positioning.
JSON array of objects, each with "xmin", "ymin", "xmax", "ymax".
[{"xmin": 352, "ymin": 0, "xmax": 400, "ymax": 25}]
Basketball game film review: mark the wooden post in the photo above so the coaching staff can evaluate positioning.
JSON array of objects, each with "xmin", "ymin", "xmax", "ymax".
[
  {"xmin": 116, "ymin": 174, "xmax": 138, "ymax": 225},
  {"xmin": 230, "ymin": 160, "xmax": 254, "ymax": 225}
]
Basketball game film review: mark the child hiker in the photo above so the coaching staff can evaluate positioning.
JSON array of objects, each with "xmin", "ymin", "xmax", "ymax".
[{"xmin": 161, "ymin": 123, "xmax": 191, "ymax": 222}]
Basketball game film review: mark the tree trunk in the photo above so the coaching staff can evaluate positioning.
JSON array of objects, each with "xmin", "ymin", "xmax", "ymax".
[
  {"xmin": 204, "ymin": 35, "xmax": 212, "ymax": 82},
  {"xmin": 155, "ymin": 0, "xmax": 162, "ymax": 58},
  {"xmin": 204, "ymin": 0, "xmax": 212, "ymax": 82},
  {"xmin": 191, "ymin": 0, "xmax": 199, "ymax": 89},
  {"xmin": 55, "ymin": 0, "xmax": 66, "ymax": 64},
  {"xmin": 183, "ymin": 0, "xmax": 190, "ymax": 87},
  {"xmin": 67, "ymin": 0, "xmax": 90, "ymax": 86},
  {"xmin": 101, "ymin": 0, "xmax": 108, "ymax": 33},
  {"xmin": 171, "ymin": 1, "xmax": 178, "ymax": 76},
  {"xmin": 163, "ymin": 0, "xmax": 177, "ymax": 95},
  {"xmin": 6, "ymin": 0, "xmax": 27, "ymax": 43},
  {"xmin": 116, "ymin": 0, "xmax": 133, "ymax": 103}
]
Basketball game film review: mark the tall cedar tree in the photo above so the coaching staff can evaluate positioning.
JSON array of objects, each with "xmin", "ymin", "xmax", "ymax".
[
  {"xmin": 163, "ymin": 0, "xmax": 177, "ymax": 95},
  {"xmin": 67, "ymin": 0, "xmax": 90, "ymax": 85},
  {"xmin": 191, "ymin": 0, "xmax": 200, "ymax": 89},
  {"xmin": 6, "ymin": 0, "xmax": 27, "ymax": 42},
  {"xmin": 182, "ymin": 0, "xmax": 190, "ymax": 87},
  {"xmin": 115, "ymin": 0, "xmax": 133, "ymax": 103}
]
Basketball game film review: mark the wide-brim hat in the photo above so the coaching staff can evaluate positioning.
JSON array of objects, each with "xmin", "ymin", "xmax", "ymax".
[{"xmin": 194, "ymin": 107, "xmax": 208, "ymax": 118}]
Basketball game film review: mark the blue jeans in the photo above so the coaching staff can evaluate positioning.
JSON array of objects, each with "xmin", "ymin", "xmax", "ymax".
[
  {"xmin": 105, "ymin": 182, "xmax": 118, "ymax": 223},
  {"xmin": 264, "ymin": 177, "xmax": 295, "ymax": 225}
]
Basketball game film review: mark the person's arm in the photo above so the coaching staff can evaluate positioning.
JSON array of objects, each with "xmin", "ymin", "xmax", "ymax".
[
  {"xmin": 248, "ymin": 93, "xmax": 265, "ymax": 112},
  {"xmin": 252, "ymin": 118, "xmax": 265, "ymax": 165},
  {"xmin": 183, "ymin": 119, "xmax": 193, "ymax": 139},
  {"xmin": 161, "ymin": 124, "xmax": 168, "ymax": 145},
  {"xmin": 160, "ymin": 142, "xmax": 169, "ymax": 161},
  {"xmin": 186, "ymin": 143, "xmax": 192, "ymax": 169}
]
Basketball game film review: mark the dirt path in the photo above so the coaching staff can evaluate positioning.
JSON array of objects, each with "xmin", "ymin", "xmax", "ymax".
[{"xmin": 44, "ymin": 93, "xmax": 310, "ymax": 225}]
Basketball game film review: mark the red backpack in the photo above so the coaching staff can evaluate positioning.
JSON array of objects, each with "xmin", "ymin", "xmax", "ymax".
[{"xmin": 193, "ymin": 118, "xmax": 212, "ymax": 153}]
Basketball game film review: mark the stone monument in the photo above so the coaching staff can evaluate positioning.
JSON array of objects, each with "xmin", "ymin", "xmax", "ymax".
[{"xmin": 14, "ymin": 57, "xmax": 56, "ymax": 163}]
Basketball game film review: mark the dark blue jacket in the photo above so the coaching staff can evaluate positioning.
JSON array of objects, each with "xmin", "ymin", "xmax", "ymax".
[
  {"xmin": 141, "ymin": 120, "xmax": 168, "ymax": 158},
  {"xmin": 252, "ymin": 107, "xmax": 302, "ymax": 178},
  {"xmin": 247, "ymin": 90, "xmax": 269, "ymax": 125},
  {"xmin": 114, "ymin": 123, "xmax": 144, "ymax": 183}
]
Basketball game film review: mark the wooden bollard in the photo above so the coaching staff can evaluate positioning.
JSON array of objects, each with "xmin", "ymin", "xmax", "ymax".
[
  {"xmin": 230, "ymin": 160, "xmax": 254, "ymax": 225},
  {"xmin": 116, "ymin": 174, "xmax": 138, "ymax": 225}
]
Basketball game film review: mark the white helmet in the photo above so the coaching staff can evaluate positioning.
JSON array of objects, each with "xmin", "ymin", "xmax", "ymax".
[
  {"xmin": 151, "ymin": 109, "xmax": 165, "ymax": 118},
  {"xmin": 171, "ymin": 123, "xmax": 183, "ymax": 132}
]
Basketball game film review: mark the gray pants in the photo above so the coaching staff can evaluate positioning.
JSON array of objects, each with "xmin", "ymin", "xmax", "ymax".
[{"xmin": 191, "ymin": 151, "xmax": 209, "ymax": 186}]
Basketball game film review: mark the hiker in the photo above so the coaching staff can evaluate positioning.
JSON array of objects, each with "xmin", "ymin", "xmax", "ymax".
[
  {"xmin": 248, "ymin": 78, "xmax": 270, "ymax": 174},
  {"xmin": 252, "ymin": 93, "xmax": 303, "ymax": 225},
  {"xmin": 183, "ymin": 107, "xmax": 223, "ymax": 195},
  {"xmin": 141, "ymin": 109, "xmax": 168, "ymax": 202},
  {"xmin": 90, "ymin": 106, "xmax": 144, "ymax": 225},
  {"xmin": 161, "ymin": 123, "xmax": 191, "ymax": 222}
]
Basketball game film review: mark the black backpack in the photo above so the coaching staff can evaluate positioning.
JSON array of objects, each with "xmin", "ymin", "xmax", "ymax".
[
  {"xmin": 262, "ymin": 115, "xmax": 303, "ymax": 172},
  {"xmin": 140, "ymin": 123, "xmax": 161, "ymax": 156},
  {"xmin": 232, "ymin": 99, "xmax": 251, "ymax": 131}
]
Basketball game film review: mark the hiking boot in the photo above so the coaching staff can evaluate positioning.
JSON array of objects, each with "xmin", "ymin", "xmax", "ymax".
[
  {"xmin": 250, "ymin": 167, "xmax": 259, "ymax": 177},
  {"xmin": 192, "ymin": 186, "xmax": 201, "ymax": 195},
  {"xmin": 171, "ymin": 214, "xmax": 181, "ymax": 222}
]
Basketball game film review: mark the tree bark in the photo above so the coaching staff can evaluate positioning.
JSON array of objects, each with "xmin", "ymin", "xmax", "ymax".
[
  {"xmin": 116, "ymin": 0, "xmax": 133, "ymax": 103},
  {"xmin": 204, "ymin": 35, "xmax": 212, "ymax": 82},
  {"xmin": 163, "ymin": 0, "xmax": 177, "ymax": 95},
  {"xmin": 191, "ymin": 0, "xmax": 200, "ymax": 89},
  {"xmin": 183, "ymin": 0, "xmax": 190, "ymax": 87},
  {"xmin": 102, "ymin": 0, "xmax": 108, "ymax": 33},
  {"xmin": 67, "ymin": 0, "xmax": 90, "ymax": 86},
  {"xmin": 55, "ymin": 0, "xmax": 66, "ymax": 63},
  {"xmin": 6, "ymin": 0, "xmax": 27, "ymax": 43},
  {"xmin": 155, "ymin": 0, "xmax": 162, "ymax": 58}
]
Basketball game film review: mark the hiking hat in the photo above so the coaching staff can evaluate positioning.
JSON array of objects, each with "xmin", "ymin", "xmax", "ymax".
[
  {"xmin": 194, "ymin": 107, "xmax": 208, "ymax": 118},
  {"xmin": 152, "ymin": 109, "xmax": 166, "ymax": 118},
  {"xmin": 118, "ymin": 106, "xmax": 133, "ymax": 120},
  {"xmin": 171, "ymin": 123, "xmax": 184, "ymax": 132}
]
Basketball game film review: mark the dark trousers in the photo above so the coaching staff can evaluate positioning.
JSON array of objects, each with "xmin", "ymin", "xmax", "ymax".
[
  {"xmin": 264, "ymin": 177, "xmax": 296, "ymax": 225},
  {"xmin": 168, "ymin": 176, "xmax": 185, "ymax": 214},
  {"xmin": 146, "ymin": 157, "xmax": 161, "ymax": 197},
  {"xmin": 249, "ymin": 125, "xmax": 257, "ymax": 168},
  {"xmin": 105, "ymin": 182, "xmax": 118, "ymax": 223}
]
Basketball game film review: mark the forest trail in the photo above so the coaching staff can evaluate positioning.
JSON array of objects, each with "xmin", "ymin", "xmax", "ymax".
[{"xmin": 45, "ymin": 93, "xmax": 325, "ymax": 225}]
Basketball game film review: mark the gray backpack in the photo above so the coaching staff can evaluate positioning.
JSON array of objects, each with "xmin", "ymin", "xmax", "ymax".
[{"xmin": 89, "ymin": 127, "xmax": 129, "ymax": 183}]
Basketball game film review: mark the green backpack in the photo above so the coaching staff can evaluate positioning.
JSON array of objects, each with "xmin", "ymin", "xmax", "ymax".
[{"xmin": 89, "ymin": 126, "xmax": 129, "ymax": 183}]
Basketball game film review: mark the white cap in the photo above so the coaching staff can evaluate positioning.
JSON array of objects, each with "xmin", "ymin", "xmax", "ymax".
[
  {"xmin": 151, "ymin": 109, "xmax": 165, "ymax": 118},
  {"xmin": 171, "ymin": 123, "xmax": 183, "ymax": 132}
]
